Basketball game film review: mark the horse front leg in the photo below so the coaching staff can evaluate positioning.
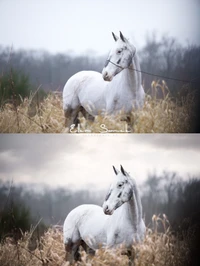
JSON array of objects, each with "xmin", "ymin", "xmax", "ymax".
[
  {"xmin": 121, "ymin": 247, "xmax": 135, "ymax": 266},
  {"xmin": 127, "ymin": 247, "xmax": 136, "ymax": 266},
  {"xmin": 119, "ymin": 113, "xmax": 133, "ymax": 132},
  {"xmin": 126, "ymin": 114, "xmax": 133, "ymax": 132}
]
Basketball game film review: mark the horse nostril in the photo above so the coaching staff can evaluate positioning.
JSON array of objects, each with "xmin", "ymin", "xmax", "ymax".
[
  {"xmin": 104, "ymin": 205, "xmax": 109, "ymax": 214},
  {"xmin": 103, "ymin": 72, "xmax": 111, "ymax": 81}
]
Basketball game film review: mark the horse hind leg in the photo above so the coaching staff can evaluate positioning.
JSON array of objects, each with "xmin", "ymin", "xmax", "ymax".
[
  {"xmin": 64, "ymin": 106, "xmax": 81, "ymax": 129},
  {"xmin": 64, "ymin": 238, "xmax": 73, "ymax": 263},
  {"xmin": 80, "ymin": 106, "xmax": 95, "ymax": 122},
  {"xmin": 65, "ymin": 238, "xmax": 82, "ymax": 263},
  {"xmin": 73, "ymin": 245, "xmax": 82, "ymax": 262},
  {"xmin": 81, "ymin": 240, "xmax": 95, "ymax": 256}
]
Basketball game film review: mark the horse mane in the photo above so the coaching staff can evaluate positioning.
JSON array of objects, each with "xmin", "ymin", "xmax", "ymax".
[
  {"xmin": 127, "ymin": 174, "xmax": 143, "ymax": 223},
  {"xmin": 129, "ymin": 43, "xmax": 142, "ymax": 90}
]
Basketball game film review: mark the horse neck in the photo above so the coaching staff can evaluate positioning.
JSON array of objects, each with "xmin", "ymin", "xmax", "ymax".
[
  {"xmin": 132, "ymin": 52, "xmax": 142, "ymax": 86},
  {"xmin": 119, "ymin": 52, "xmax": 142, "ymax": 94},
  {"xmin": 124, "ymin": 179, "xmax": 143, "ymax": 229}
]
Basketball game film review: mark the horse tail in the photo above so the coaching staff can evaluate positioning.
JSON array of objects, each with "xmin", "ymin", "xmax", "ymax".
[
  {"xmin": 63, "ymin": 75, "xmax": 82, "ymax": 127},
  {"xmin": 63, "ymin": 220, "xmax": 80, "ymax": 245},
  {"xmin": 63, "ymin": 207, "xmax": 82, "ymax": 245},
  {"xmin": 63, "ymin": 74, "xmax": 82, "ymax": 110}
]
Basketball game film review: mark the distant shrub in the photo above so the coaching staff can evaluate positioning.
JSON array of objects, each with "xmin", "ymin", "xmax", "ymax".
[
  {"xmin": 0, "ymin": 69, "xmax": 31, "ymax": 106},
  {"xmin": 0, "ymin": 201, "xmax": 31, "ymax": 242}
]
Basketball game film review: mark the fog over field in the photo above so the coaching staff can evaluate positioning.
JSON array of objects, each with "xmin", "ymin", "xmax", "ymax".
[
  {"xmin": 0, "ymin": 134, "xmax": 200, "ymax": 190},
  {"xmin": 0, "ymin": 0, "xmax": 199, "ymax": 55}
]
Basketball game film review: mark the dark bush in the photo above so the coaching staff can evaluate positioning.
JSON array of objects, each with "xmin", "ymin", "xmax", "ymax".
[
  {"xmin": 0, "ymin": 69, "xmax": 30, "ymax": 106},
  {"xmin": 0, "ymin": 200, "xmax": 31, "ymax": 242}
]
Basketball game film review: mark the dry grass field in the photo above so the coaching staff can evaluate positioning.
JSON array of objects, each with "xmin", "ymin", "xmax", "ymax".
[
  {"xmin": 0, "ymin": 216, "xmax": 190, "ymax": 266},
  {"xmin": 0, "ymin": 81, "xmax": 195, "ymax": 133}
]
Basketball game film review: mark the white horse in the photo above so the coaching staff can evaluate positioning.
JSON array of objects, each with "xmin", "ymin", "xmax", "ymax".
[
  {"xmin": 63, "ymin": 165, "xmax": 146, "ymax": 263},
  {"xmin": 63, "ymin": 32, "xmax": 145, "ymax": 128}
]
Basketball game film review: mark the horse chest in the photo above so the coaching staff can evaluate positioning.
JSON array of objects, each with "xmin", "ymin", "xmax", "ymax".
[
  {"xmin": 108, "ymin": 226, "xmax": 136, "ymax": 247},
  {"xmin": 107, "ymin": 216, "xmax": 136, "ymax": 247},
  {"xmin": 106, "ymin": 90, "xmax": 134, "ymax": 114}
]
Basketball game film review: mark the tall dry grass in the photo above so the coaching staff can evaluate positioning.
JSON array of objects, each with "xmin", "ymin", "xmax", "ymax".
[
  {"xmin": 0, "ymin": 215, "xmax": 190, "ymax": 266},
  {"xmin": 0, "ymin": 81, "xmax": 195, "ymax": 133}
]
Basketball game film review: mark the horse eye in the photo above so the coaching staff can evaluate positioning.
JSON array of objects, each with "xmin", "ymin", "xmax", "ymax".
[
  {"xmin": 118, "ymin": 182, "xmax": 124, "ymax": 188},
  {"xmin": 117, "ymin": 50, "xmax": 122, "ymax": 54}
]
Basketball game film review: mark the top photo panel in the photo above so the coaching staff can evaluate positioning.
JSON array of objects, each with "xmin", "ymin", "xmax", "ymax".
[{"xmin": 0, "ymin": 1, "xmax": 199, "ymax": 133}]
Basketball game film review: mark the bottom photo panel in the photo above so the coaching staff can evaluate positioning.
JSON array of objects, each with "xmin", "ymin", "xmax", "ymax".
[{"xmin": 0, "ymin": 134, "xmax": 200, "ymax": 266}]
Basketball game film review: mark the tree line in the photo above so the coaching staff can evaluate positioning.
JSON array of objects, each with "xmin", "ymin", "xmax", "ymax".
[
  {"xmin": 0, "ymin": 33, "xmax": 199, "ymax": 97},
  {"xmin": 0, "ymin": 172, "xmax": 199, "ymax": 234}
]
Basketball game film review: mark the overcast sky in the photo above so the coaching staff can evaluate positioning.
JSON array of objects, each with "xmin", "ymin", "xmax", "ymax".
[
  {"xmin": 0, "ymin": 0, "xmax": 200, "ymax": 55},
  {"xmin": 0, "ymin": 134, "xmax": 200, "ymax": 191}
]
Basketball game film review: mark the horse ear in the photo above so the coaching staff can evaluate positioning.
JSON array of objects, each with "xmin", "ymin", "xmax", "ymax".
[
  {"xmin": 113, "ymin": 165, "xmax": 119, "ymax": 175},
  {"xmin": 119, "ymin": 31, "xmax": 126, "ymax": 42},
  {"xmin": 120, "ymin": 165, "xmax": 127, "ymax": 176},
  {"xmin": 112, "ymin": 32, "xmax": 119, "ymax": 42}
]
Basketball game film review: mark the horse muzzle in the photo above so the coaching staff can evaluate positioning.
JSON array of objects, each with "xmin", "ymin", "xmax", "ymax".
[
  {"xmin": 102, "ymin": 69, "xmax": 113, "ymax": 82},
  {"xmin": 103, "ymin": 205, "xmax": 114, "ymax": 215}
]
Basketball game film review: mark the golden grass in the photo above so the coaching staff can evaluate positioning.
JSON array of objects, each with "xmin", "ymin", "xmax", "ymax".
[
  {"xmin": 0, "ymin": 221, "xmax": 190, "ymax": 266},
  {"xmin": 0, "ymin": 82, "xmax": 194, "ymax": 133}
]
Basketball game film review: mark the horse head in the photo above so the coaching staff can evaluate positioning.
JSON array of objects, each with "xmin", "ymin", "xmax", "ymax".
[
  {"xmin": 102, "ymin": 32, "xmax": 135, "ymax": 81},
  {"xmin": 103, "ymin": 165, "xmax": 133, "ymax": 215}
]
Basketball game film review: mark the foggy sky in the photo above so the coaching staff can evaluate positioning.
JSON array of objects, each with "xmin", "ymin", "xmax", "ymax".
[
  {"xmin": 0, "ymin": 0, "xmax": 200, "ymax": 55},
  {"xmin": 0, "ymin": 134, "xmax": 200, "ymax": 190}
]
